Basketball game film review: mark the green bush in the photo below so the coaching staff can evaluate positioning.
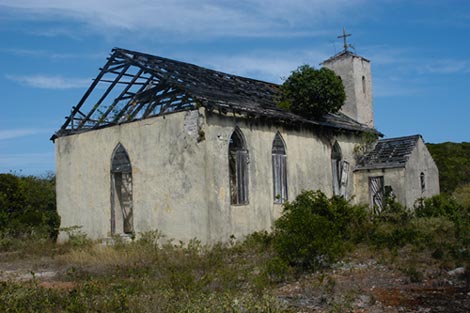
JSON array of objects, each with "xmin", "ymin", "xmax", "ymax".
[
  {"xmin": 426, "ymin": 142, "xmax": 470, "ymax": 194},
  {"xmin": 278, "ymin": 65, "xmax": 345, "ymax": 118},
  {"xmin": 453, "ymin": 184, "xmax": 470, "ymax": 208},
  {"xmin": 0, "ymin": 173, "xmax": 59, "ymax": 242},
  {"xmin": 272, "ymin": 190, "xmax": 367, "ymax": 271},
  {"xmin": 414, "ymin": 194, "xmax": 461, "ymax": 218}
]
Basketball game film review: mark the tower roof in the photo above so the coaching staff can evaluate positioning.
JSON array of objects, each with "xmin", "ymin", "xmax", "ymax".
[{"xmin": 321, "ymin": 50, "xmax": 370, "ymax": 65}]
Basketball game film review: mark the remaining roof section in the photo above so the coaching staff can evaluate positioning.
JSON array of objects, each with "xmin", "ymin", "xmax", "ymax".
[
  {"xmin": 355, "ymin": 135, "xmax": 422, "ymax": 171},
  {"xmin": 53, "ymin": 48, "xmax": 377, "ymax": 139}
]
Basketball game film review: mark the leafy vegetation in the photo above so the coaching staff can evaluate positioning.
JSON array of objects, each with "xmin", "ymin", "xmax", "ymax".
[
  {"xmin": 278, "ymin": 65, "xmax": 346, "ymax": 118},
  {"xmin": 0, "ymin": 173, "xmax": 59, "ymax": 246},
  {"xmin": 0, "ymin": 232, "xmax": 286, "ymax": 312},
  {"xmin": 0, "ymin": 186, "xmax": 469, "ymax": 311},
  {"xmin": 427, "ymin": 142, "xmax": 470, "ymax": 193},
  {"xmin": 271, "ymin": 190, "xmax": 470, "ymax": 274},
  {"xmin": 272, "ymin": 191, "xmax": 367, "ymax": 271}
]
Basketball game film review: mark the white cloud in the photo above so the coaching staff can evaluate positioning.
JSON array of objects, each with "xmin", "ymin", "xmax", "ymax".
[
  {"xmin": 0, "ymin": 48, "xmax": 103, "ymax": 60},
  {"xmin": 0, "ymin": 128, "xmax": 49, "ymax": 140},
  {"xmin": 419, "ymin": 59, "xmax": 470, "ymax": 74},
  {"xmin": 5, "ymin": 74, "xmax": 90, "ymax": 89},
  {"xmin": 197, "ymin": 49, "xmax": 330, "ymax": 83},
  {"xmin": 0, "ymin": 0, "xmax": 368, "ymax": 38}
]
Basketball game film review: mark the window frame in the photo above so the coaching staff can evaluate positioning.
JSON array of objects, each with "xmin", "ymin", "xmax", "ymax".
[
  {"xmin": 229, "ymin": 127, "xmax": 249, "ymax": 205},
  {"xmin": 272, "ymin": 132, "xmax": 288, "ymax": 203}
]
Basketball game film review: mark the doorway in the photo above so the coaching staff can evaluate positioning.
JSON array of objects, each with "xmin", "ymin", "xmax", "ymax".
[{"xmin": 111, "ymin": 144, "xmax": 133, "ymax": 234}]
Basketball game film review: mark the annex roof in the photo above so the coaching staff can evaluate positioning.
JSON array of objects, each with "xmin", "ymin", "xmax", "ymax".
[
  {"xmin": 355, "ymin": 135, "xmax": 422, "ymax": 171},
  {"xmin": 53, "ymin": 48, "xmax": 377, "ymax": 139}
]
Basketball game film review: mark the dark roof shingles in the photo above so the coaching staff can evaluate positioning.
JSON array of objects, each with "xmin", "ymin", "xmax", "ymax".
[
  {"xmin": 56, "ymin": 47, "xmax": 378, "ymax": 137},
  {"xmin": 355, "ymin": 135, "xmax": 421, "ymax": 170}
]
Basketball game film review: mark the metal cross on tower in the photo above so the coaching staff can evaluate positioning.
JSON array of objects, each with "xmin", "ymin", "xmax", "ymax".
[{"xmin": 337, "ymin": 27, "xmax": 352, "ymax": 51}]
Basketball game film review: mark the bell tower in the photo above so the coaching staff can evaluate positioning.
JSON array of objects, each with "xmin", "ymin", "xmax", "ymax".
[{"xmin": 322, "ymin": 29, "xmax": 374, "ymax": 128}]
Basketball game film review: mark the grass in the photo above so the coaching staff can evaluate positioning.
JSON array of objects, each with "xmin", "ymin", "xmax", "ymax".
[
  {"xmin": 1, "ymin": 229, "xmax": 469, "ymax": 312},
  {"xmin": 0, "ymin": 231, "xmax": 289, "ymax": 312},
  {"xmin": 1, "ymin": 192, "xmax": 470, "ymax": 312}
]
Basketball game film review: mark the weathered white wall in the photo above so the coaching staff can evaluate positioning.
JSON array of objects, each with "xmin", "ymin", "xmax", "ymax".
[
  {"xmin": 404, "ymin": 137, "xmax": 440, "ymax": 208},
  {"xmin": 323, "ymin": 54, "xmax": 374, "ymax": 128},
  {"xmin": 56, "ymin": 108, "xmax": 363, "ymax": 243},
  {"xmin": 203, "ymin": 112, "xmax": 361, "ymax": 242},
  {"xmin": 56, "ymin": 109, "xmax": 210, "ymax": 242},
  {"xmin": 353, "ymin": 167, "xmax": 406, "ymax": 206},
  {"xmin": 353, "ymin": 137, "xmax": 440, "ymax": 209}
]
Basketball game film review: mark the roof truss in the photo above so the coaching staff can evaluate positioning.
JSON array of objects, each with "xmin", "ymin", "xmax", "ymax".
[
  {"xmin": 56, "ymin": 48, "xmax": 197, "ymax": 137},
  {"xmin": 53, "ymin": 47, "xmax": 378, "ymax": 140}
]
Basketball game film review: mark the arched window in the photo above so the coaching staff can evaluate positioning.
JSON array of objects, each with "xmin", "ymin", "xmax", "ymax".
[
  {"xmin": 331, "ymin": 141, "xmax": 349, "ymax": 197},
  {"xmin": 229, "ymin": 128, "xmax": 249, "ymax": 204},
  {"xmin": 272, "ymin": 132, "xmax": 287, "ymax": 203},
  {"xmin": 111, "ymin": 144, "xmax": 133, "ymax": 234},
  {"xmin": 362, "ymin": 76, "xmax": 366, "ymax": 94},
  {"xmin": 420, "ymin": 172, "xmax": 426, "ymax": 193}
]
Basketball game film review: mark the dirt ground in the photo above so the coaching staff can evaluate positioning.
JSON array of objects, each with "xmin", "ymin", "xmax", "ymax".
[
  {"xmin": 1, "ymin": 247, "xmax": 469, "ymax": 312},
  {"xmin": 274, "ymin": 248, "xmax": 470, "ymax": 312}
]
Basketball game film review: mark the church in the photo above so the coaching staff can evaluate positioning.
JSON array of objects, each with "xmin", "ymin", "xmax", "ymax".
[{"xmin": 52, "ymin": 44, "xmax": 439, "ymax": 243}]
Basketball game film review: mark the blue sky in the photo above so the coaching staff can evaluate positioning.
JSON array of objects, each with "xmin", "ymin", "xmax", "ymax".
[{"xmin": 0, "ymin": 0, "xmax": 469, "ymax": 175}]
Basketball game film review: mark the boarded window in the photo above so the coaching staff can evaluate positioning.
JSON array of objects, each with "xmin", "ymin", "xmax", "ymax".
[
  {"xmin": 272, "ymin": 132, "xmax": 287, "ymax": 203},
  {"xmin": 369, "ymin": 176, "xmax": 384, "ymax": 213},
  {"xmin": 111, "ymin": 144, "xmax": 134, "ymax": 234},
  {"xmin": 229, "ymin": 128, "xmax": 249, "ymax": 205}
]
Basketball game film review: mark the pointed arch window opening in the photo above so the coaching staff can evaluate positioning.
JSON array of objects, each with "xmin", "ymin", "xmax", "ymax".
[
  {"xmin": 111, "ymin": 144, "xmax": 134, "ymax": 235},
  {"xmin": 272, "ymin": 132, "xmax": 288, "ymax": 203},
  {"xmin": 331, "ymin": 141, "xmax": 349, "ymax": 197},
  {"xmin": 229, "ymin": 128, "xmax": 249, "ymax": 205}
]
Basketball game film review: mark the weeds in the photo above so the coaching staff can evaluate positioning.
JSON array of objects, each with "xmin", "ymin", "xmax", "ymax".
[
  {"xmin": 2, "ymin": 190, "xmax": 470, "ymax": 312},
  {"xmin": 0, "ymin": 230, "xmax": 288, "ymax": 312}
]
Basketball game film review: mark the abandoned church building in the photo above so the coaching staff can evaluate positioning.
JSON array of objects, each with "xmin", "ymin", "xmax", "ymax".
[{"xmin": 52, "ymin": 47, "xmax": 439, "ymax": 243}]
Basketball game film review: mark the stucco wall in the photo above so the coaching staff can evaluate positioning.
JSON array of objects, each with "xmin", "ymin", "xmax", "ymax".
[
  {"xmin": 56, "ymin": 109, "xmax": 210, "ymax": 242},
  {"xmin": 353, "ymin": 167, "xmax": 406, "ymax": 207},
  {"xmin": 56, "ymin": 108, "xmax": 363, "ymax": 243},
  {"xmin": 353, "ymin": 137, "xmax": 440, "ymax": 209},
  {"xmin": 203, "ymin": 112, "xmax": 361, "ymax": 242},
  {"xmin": 323, "ymin": 54, "xmax": 374, "ymax": 128},
  {"xmin": 404, "ymin": 137, "xmax": 440, "ymax": 208}
]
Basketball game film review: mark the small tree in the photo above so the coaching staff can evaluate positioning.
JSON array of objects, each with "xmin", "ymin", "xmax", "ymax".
[{"xmin": 278, "ymin": 65, "xmax": 345, "ymax": 118}]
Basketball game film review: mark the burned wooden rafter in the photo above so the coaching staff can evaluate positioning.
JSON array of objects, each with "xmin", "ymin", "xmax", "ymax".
[
  {"xmin": 58, "ymin": 52, "xmax": 117, "ymax": 131},
  {"xmin": 53, "ymin": 47, "xmax": 378, "ymax": 141},
  {"xmin": 96, "ymin": 68, "xmax": 147, "ymax": 126},
  {"xmin": 77, "ymin": 64, "xmax": 132, "ymax": 129},
  {"xmin": 110, "ymin": 75, "xmax": 158, "ymax": 124}
]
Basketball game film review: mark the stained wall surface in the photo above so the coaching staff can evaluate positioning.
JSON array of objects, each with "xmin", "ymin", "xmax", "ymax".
[
  {"xmin": 403, "ymin": 137, "xmax": 440, "ymax": 208},
  {"xmin": 56, "ymin": 108, "xmax": 362, "ymax": 243},
  {"xmin": 323, "ymin": 54, "xmax": 374, "ymax": 128},
  {"xmin": 353, "ymin": 137, "xmax": 440, "ymax": 209}
]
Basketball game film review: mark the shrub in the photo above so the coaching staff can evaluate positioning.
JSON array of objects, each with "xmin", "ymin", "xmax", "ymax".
[
  {"xmin": 272, "ymin": 190, "xmax": 367, "ymax": 271},
  {"xmin": 0, "ymin": 173, "xmax": 59, "ymax": 240},
  {"xmin": 370, "ymin": 195, "xmax": 416, "ymax": 249},
  {"xmin": 414, "ymin": 194, "xmax": 461, "ymax": 219},
  {"xmin": 278, "ymin": 65, "xmax": 345, "ymax": 118}
]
